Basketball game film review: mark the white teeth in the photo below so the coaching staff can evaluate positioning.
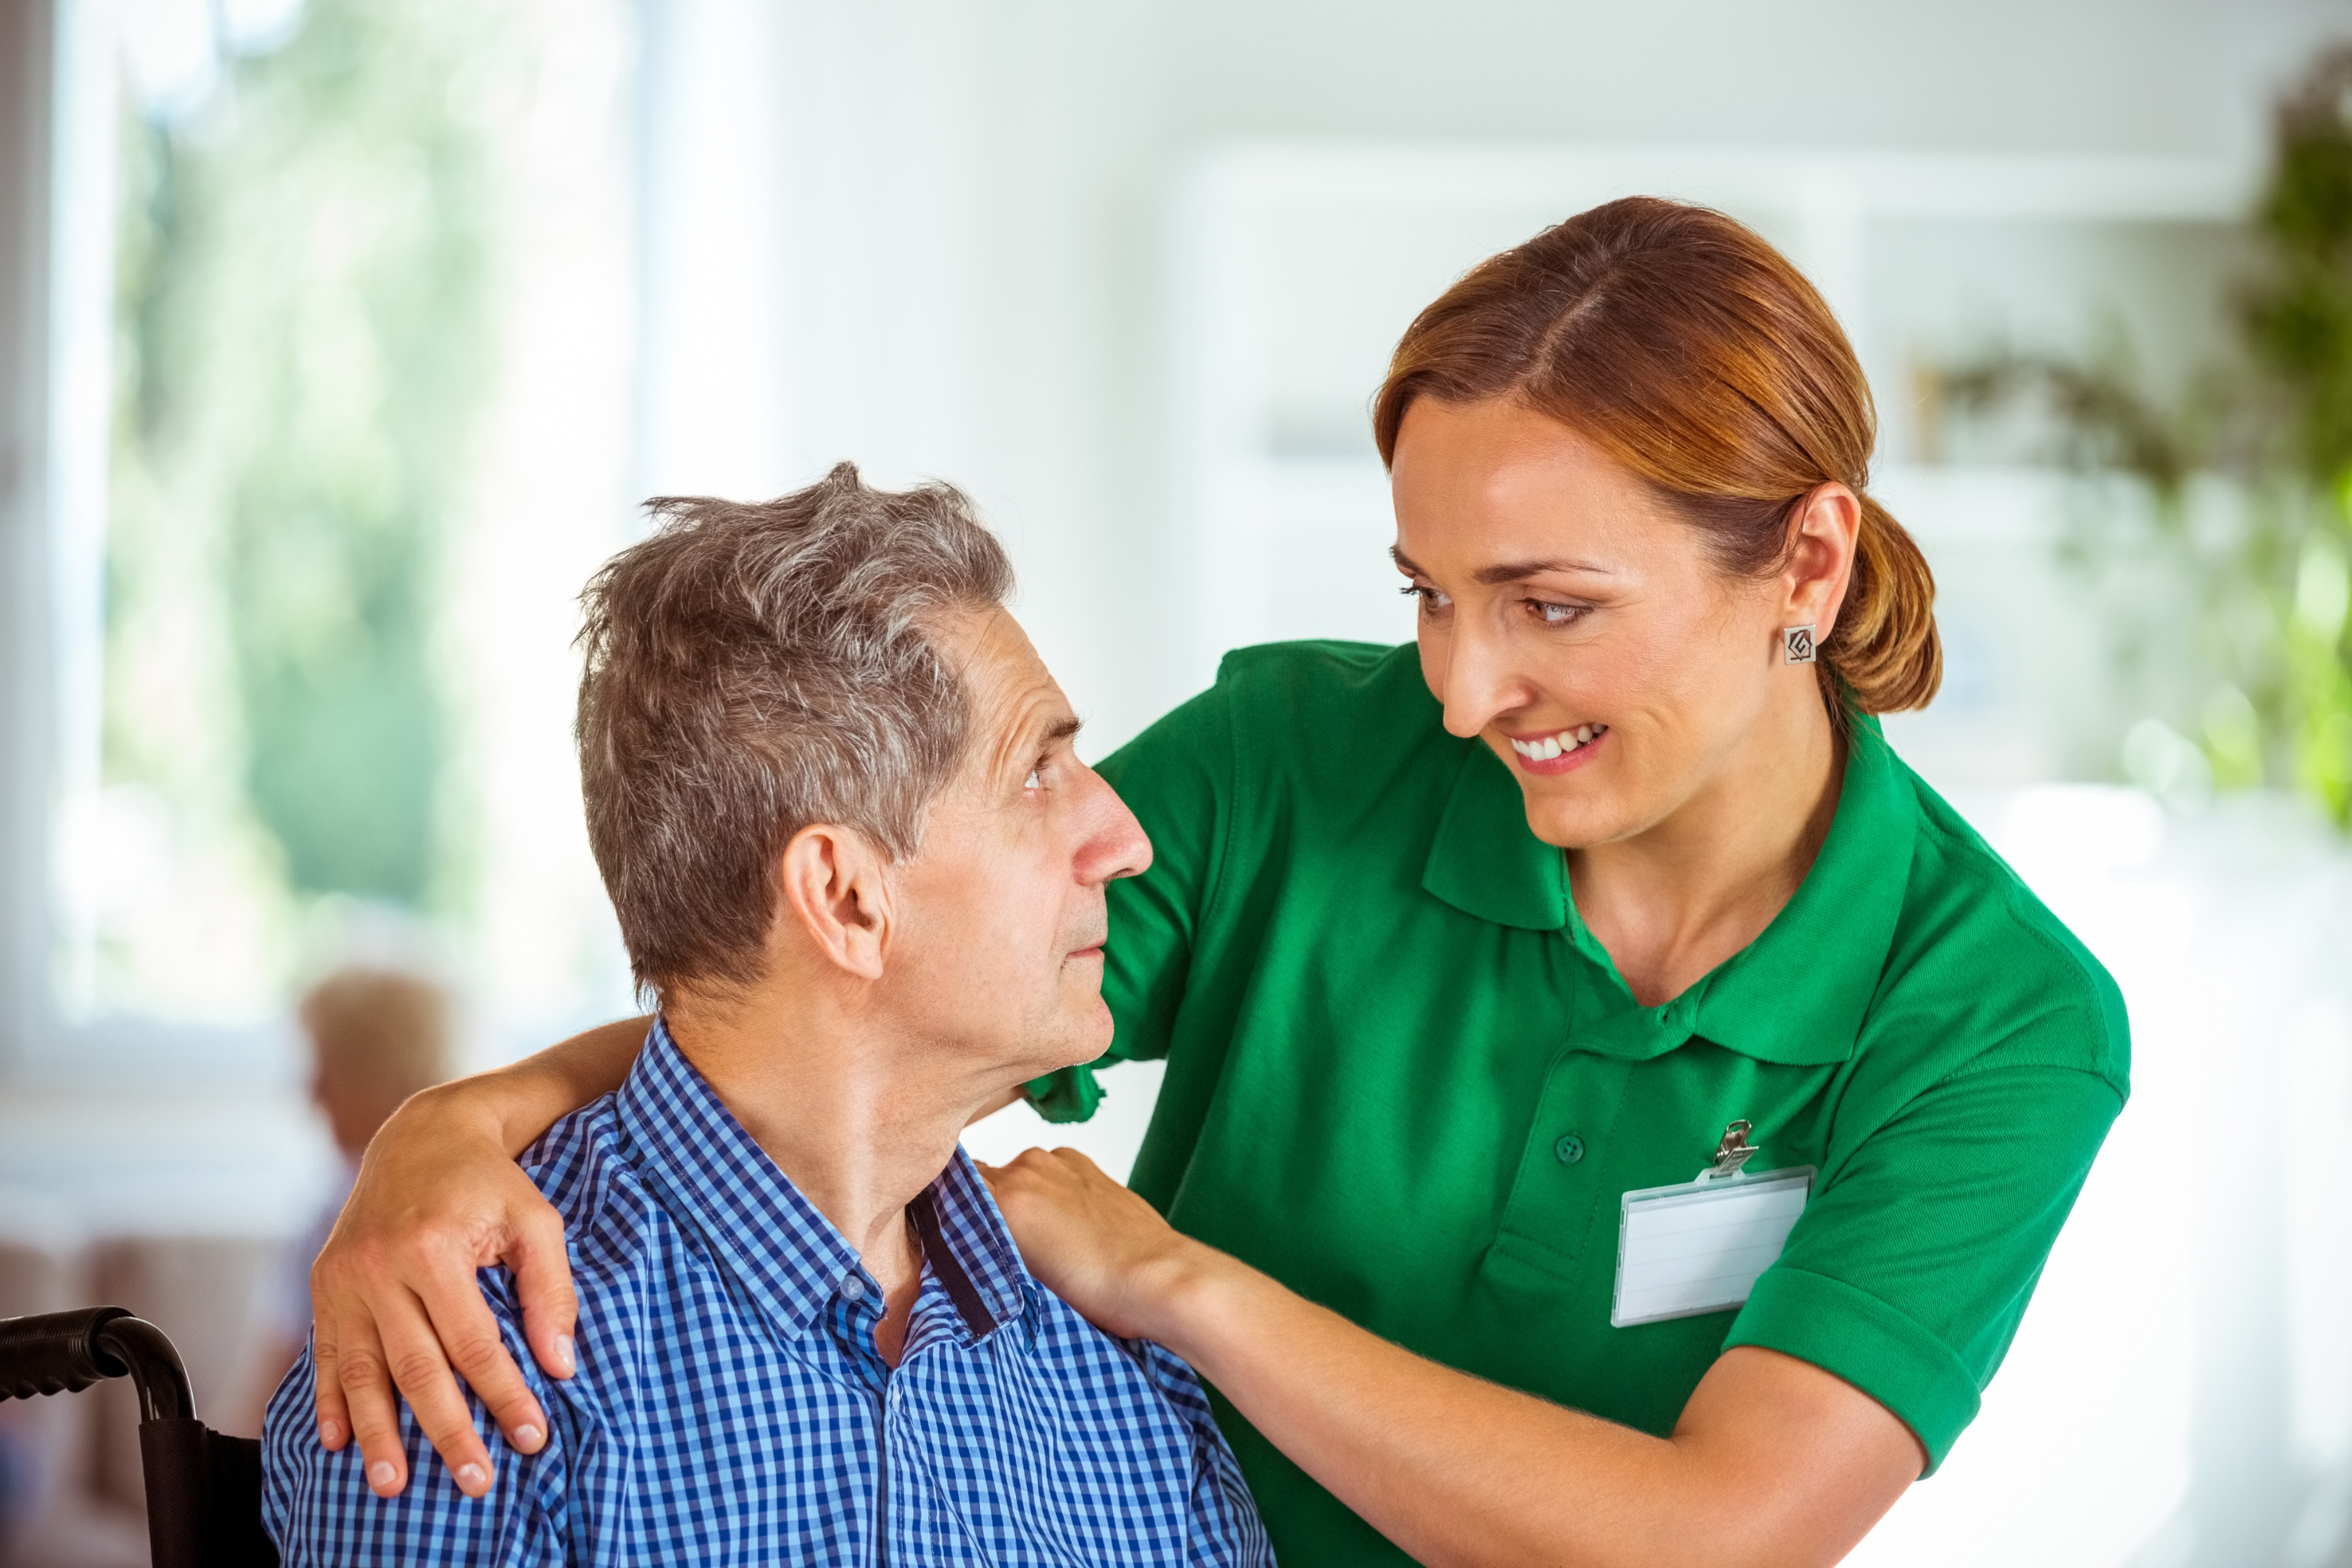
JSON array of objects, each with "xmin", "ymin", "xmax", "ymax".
[{"xmin": 1511, "ymin": 724, "xmax": 1606, "ymax": 760}]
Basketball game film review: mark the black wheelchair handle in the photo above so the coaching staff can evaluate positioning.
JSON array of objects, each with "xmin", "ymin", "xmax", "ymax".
[{"xmin": 0, "ymin": 1306, "xmax": 196, "ymax": 1421}]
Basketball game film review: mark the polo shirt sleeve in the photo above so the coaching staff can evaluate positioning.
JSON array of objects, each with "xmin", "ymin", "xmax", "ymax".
[
  {"xmin": 1721, "ymin": 1062, "xmax": 2123, "ymax": 1472},
  {"xmin": 1026, "ymin": 679, "xmax": 1238, "ymax": 1123}
]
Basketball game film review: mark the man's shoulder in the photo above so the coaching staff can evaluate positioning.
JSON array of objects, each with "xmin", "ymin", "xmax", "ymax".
[
  {"xmin": 513, "ymin": 1095, "xmax": 681, "ymax": 1291},
  {"xmin": 518, "ymin": 1094, "xmax": 629, "ymax": 1219},
  {"xmin": 1016, "ymin": 1284, "xmax": 1214, "ymax": 1418}
]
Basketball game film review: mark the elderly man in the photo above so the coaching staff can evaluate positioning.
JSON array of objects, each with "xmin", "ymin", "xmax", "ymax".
[{"xmin": 261, "ymin": 465, "xmax": 1269, "ymax": 1565}]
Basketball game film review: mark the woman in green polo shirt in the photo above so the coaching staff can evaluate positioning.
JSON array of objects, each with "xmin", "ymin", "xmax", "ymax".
[{"xmin": 307, "ymin": 198, "xmax": 2126, "ymax": 1566}]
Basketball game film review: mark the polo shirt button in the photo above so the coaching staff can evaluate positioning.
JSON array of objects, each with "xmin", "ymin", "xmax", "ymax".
[
  {"xmin": 840, "ymin": 1275, "xmax": 867, "ymax": 1301},
  {"xmin": 1553, "ymin": 1134, "xmax": 1586, "ymax": 1165}
]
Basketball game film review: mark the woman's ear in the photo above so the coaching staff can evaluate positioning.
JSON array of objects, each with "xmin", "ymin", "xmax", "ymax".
[
  {"xmin": 1784, "ymin": 483, "xmax": 1861, "ymax": 641},
  {"xmin": 775, "ymin": 824, "xmax": 892, "ymax": 981}
]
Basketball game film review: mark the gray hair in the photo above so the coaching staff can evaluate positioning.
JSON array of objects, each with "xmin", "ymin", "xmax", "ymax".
[{"xmin": 576, "ymin": 462, "xmax": 1016, "ymax": 998}]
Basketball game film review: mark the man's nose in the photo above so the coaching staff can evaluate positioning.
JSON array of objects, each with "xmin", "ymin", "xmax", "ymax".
[{"xmin": 1074, "ymin": 765, "xmax": 1153, "ymax": 884}]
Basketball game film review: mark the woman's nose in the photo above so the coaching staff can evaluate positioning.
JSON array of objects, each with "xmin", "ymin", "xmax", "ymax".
[{"xmin": 1437, "ymin": 622, "xmax": 1529, "ymax": 739}]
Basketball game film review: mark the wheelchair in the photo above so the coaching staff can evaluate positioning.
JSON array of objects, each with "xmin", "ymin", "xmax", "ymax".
[{"xmin": 0, "ymin": 1306, "xmax": 278, "ymax": 1567}]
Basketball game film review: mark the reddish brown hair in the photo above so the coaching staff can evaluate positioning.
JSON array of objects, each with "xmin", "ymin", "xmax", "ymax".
[{"xmin": 1373, "ymin": 197, "xmax": 1940, "ymax": 715}]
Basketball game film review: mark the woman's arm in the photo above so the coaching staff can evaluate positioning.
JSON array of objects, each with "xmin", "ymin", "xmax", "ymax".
[
  {"xmin": 982, "ymin": 1149, "xmax": 1924, "ymax": 1568},
  {"xmin": 310, "ymin": 1018, "xmax": 1028, "ymax": 1497},
  {"xmin": 310, "ymin": 1016, "xmax": 648, "ymax": 1498}
]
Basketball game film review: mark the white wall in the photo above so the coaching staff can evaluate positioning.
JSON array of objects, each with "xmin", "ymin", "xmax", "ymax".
[{"xmin": 641, "ymin": 0, "xmax": 2352, "ymax": 756}]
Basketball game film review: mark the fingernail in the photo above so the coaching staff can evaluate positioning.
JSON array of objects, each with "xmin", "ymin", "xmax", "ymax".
[
  {"xmin": 318, "ymin": 1417, "xmax": 342, "ymax": 1446},
  {"xmin": 368, "ymin": 1461, "xmax": 397, "ymax": 1492},
  {"xmin": 457, "ymin": 1463, "xmax": 487, "ymax": 1494},
  {"xmin": 554, "ymin": 1334, "xmax": 576, "ymax": 1375},
  {"xmin": 515, "ymin": 1423, "xmax": 543, "ymax": 1451}
]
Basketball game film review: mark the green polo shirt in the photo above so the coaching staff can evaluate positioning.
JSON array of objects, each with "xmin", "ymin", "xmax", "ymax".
[{"xmin": 1030, "ymin": 639, "xmax": 2129, "ymax": 1568}]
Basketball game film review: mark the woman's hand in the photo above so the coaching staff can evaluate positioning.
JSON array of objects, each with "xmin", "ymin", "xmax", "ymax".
[
  {"xmin": 977, "ymin": 1148, "xmax": 1217, "ymax": 1345},
  {"xmin": 309, "ymin": 1082, "xmax": 579, "ymax": 1500}
]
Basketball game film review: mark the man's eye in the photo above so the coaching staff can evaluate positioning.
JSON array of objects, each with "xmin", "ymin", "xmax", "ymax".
[{"xmin": 1025, "ymin": 768, "xmax": 1044, "ymax": 791}]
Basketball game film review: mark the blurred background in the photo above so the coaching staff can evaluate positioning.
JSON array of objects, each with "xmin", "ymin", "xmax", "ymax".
[{"xmin": 2, "ymin": 0, "xmax": 2351, "ymax": 1562}]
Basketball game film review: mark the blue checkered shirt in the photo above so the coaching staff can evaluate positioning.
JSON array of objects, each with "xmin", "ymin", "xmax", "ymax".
[{"xmin": 263, "ymin": 1020, "xmax": 1271, "ymax": 1565}]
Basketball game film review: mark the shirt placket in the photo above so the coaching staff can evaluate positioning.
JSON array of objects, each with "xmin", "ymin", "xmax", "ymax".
[
  {"xmin": 826, "ymin": 1274, "xmax": 896, "ymax": 1565},
  {"xmin": 1489, "ymin": 942, "xmax": 1687, "ymax": 1280}
]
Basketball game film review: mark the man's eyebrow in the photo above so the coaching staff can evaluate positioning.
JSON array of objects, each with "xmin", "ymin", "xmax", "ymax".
[
  {"xmin": 1007, "ymin": 713, "xmax": 1082, "ymax": 769},
  {"xmin": 1391, "ymin": 546, "xmax": 1613, "ymax": 585}
]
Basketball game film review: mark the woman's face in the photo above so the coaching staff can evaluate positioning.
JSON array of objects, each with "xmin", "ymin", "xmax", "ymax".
[{"xmin": 1389, "ymin": 395, "xmax": 1845, "ymax": 851}]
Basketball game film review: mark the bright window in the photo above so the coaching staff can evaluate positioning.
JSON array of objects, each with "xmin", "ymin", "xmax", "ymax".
[{"xmin": 51, "ymin": 0, "xmax": 641, "ymax": 1062}]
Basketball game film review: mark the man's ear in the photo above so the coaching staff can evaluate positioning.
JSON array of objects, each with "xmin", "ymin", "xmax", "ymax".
[
  {"xmin": 775, "ymin": 824, "xmax": 892, "ymax": 981},
  {"xmin": 1784, "ymin": 482, "xmax": 1861, "ymax": 641}
]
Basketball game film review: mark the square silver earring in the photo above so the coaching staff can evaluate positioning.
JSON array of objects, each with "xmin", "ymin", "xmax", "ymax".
[{"xmin": 1782, "ymin": 625, "xmax": 1817, "ymax": 665}]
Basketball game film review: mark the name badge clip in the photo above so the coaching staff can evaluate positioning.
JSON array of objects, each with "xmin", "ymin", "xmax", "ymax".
[{"xmin": 1704, "ymin": 1119, "xmax": 1762, "ymax": 1181}]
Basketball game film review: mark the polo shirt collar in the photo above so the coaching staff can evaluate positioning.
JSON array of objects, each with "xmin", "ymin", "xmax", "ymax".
[
  {"xmin": 1688, "ymin": 717, "xmax": 1914, "ymax": 1065},
  {"xmin": 1418, "ymin": 717, "xmax": 1915, "ymax": 1067},
  {"xmin": 1421, "ymin": 739, "xmax": 1570, "ymax": 931},
  {"xmin": 616, "ymin": 1018, "xmax": 1033, "ymax": 1347}
]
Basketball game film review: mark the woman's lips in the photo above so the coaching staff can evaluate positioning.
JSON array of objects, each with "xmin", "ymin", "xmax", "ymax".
[{"xmin": 1505, "ymin": 723, "xmax": 1608, "ymax": 777}]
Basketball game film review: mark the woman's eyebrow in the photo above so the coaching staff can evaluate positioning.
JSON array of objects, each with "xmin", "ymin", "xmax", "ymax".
[
  {"xmin": 1389, "ymin": 545, "xmax": 1611, "ymax": 584},
  {"xmin": 1471, "ymin": 558, "xmax": 1612, "ymax": 585}
]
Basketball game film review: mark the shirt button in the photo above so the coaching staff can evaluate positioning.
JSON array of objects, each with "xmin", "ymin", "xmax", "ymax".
[
  {"xmin": 840, "ymin": 1275, "xmax": 866, "ymax": 1301},
  {"xmin": 1554, "ymin": 1134, "xmax": 1586, "ymax": 1165}
]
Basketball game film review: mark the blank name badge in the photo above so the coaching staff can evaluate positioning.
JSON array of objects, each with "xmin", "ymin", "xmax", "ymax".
[{"xmin": 1611, "ymin": 1166, "xmax": 1814, "ymax": 1328}]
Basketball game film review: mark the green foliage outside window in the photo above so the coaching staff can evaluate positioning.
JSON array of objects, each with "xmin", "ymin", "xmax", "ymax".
[
  {"xmin": 1936, "ymin": 49, "xmax": 2352, "ymax": 825},
  {"xmin": 107, "ymin": 0, "xmax": 489, "ymax": 931}
]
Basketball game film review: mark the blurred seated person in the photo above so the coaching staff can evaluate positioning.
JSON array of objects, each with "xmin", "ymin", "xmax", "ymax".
[
  {"xmin": 234, "ymin": 969, "xmax": 452, "ymax": 1435},
  {"xmin": 261, "ymin": 466, "xmax": 1269, "ymax": 1565}
]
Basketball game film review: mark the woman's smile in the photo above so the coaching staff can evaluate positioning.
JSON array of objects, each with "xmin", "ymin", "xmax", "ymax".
[{"xmin": 1503, "ymin": 721, "xmax": 1609, "ymax": 774}]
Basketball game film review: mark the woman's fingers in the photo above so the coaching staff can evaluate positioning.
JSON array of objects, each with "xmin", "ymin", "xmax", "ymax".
[
  {"xmin": 309, "ymin": 1299, "xmax": 352, "ymax": 1450},
  {"xmin": 981, "ymin": 1147, "xmax": 1190, "ymax": 1340},
  {"xmin": 297, "ymin": 1079, "xmax": 586, "ymax": 1492},
  {"xmin": 417, "ymin": 1260, "xmax": 547, "ymax": 1457},
  {"xmin": 328, "ymin": 1307, "xmax": 414, "ymax": 1497},
  {"xmin": 371, "ymin": 1278, "xmax": 498, "ymax": 1497},
  {"xmin": 507, "ymin": 1200, "xmax": 581, "ymax": 1388}
]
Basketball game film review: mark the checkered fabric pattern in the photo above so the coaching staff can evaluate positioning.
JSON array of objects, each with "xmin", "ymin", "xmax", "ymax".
[{"xmin": 263, "ymin": 1020, "xmax": 1272, "ymax": 1566}]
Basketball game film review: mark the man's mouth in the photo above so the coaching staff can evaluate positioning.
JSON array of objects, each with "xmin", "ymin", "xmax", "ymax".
[{"xmin": 1508, "ymin": 724, "xmax": 1608, "ymax": 763}]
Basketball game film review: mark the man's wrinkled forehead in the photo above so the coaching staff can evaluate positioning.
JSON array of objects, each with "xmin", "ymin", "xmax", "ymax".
[{"xmin": 927, "ymin": 606, "xmax": 1076, "ymax": 778}]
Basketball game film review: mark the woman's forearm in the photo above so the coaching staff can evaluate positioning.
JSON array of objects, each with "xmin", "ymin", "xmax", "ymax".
[
  {"xmin": 1142, "ymin": 1244, "xmax": 1915, "ymax": 1568},
  {"xmin": 470, "ymin": 1015, "xmax": 650, "ymax": 1156}
]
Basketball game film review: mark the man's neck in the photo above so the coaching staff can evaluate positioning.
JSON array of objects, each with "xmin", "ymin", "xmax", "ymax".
[{"xmin": 659, "ymin": 982, "xmax": 983, "ymax": 1359}]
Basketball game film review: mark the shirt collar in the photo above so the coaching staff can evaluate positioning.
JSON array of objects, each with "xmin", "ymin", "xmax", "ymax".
[
  {"xmin": 1687, "ymin": 716, "xmax": 1914, "ymax": 1065},
  {"xmin": 1419, "ymin": 716, "xmax": 1915, "ymax": 1066},
  {"xmin": 616, "ymin": 1019, "xmax": 1034, "ymax": 1346},
  {"xmin": 1420, "ymin": 739, "xmax": 1570, "ymax": 931}
]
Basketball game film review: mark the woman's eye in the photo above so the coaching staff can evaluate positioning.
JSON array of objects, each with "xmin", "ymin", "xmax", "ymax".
[
  {"xmin": 1024, "ymin": 768, "xmax": 1044, "ymax": 791},
  {"xmin": 1399, "ymin": 583, "xmax": 1453, "ymax": 615},
  {"xmin": 1528, "ymin": 600, "xmax": 1582, "ymax": 627}
]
